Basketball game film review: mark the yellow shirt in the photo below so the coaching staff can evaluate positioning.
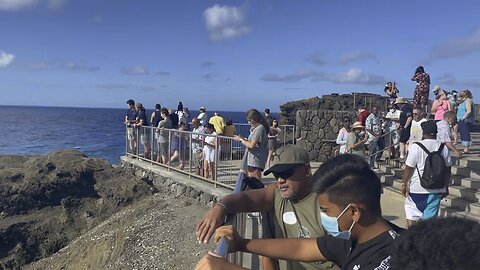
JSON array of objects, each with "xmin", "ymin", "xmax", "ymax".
[{"xmin": 209, "ymin": 115, "xmax": 225, "ymax": 134}]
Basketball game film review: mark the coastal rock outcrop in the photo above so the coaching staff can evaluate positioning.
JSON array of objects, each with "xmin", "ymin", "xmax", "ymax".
[
  {"xmin": 0, "ymin": 150, "xmax": 156, "ymax": 269},
  {"xmin": 279, "ymin": 92, "xmax": 390, "ymax": 125}
]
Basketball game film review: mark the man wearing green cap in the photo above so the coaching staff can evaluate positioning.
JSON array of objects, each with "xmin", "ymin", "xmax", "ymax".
[{"xmin": 196, "ymin": 144, "xmax": 338, "ymax": 270}]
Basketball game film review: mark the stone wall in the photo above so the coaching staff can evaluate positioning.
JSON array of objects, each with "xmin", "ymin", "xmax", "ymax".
[
  {"xmin": 279, "ymin": 92, "xmax": 390, "ymax": 125},
  {"xmin": 295, "ymin": 110, "xmax": 356, "ymax": 162},
  {"xmin": 120, "ymin": 156, "xmax": 231, "ymax": 207}
]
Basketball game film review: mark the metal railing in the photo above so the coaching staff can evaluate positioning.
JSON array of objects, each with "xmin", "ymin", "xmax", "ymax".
[
  {"xmin": 235, "ymin": 123, "xmax": 296, "ymax": 146},
  {"xmin": 366, "ymin": 127, "xmax": 401, "ymax": 163},
  {"xmin": 214, "ymin": 171, "xmax": 246, "ymax": 264},
  {"xmin": 125, "ymin": 123, "xmax": 295, "ymax": 189}
]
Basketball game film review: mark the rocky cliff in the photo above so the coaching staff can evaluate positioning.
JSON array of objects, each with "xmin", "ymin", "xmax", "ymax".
[{"xmin": 0, "ymin": 151, "xmax": 158, "ymax": 269}]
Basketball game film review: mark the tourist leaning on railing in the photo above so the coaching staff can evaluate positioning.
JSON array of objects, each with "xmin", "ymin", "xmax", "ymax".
[
  {"xmin": 195, "ymin": 154, "xmax": 403, "ymax": 270},
  {"xmin": 196, "ymin": 145, "xmax": 339, "ymax": 270},
  {"xmin": 156, "ymin": 108, "xmax": 172, "ymax": 164},
  {"xmin": 233, "ymin": 109, "xmax": 269, "ymax": 181}
]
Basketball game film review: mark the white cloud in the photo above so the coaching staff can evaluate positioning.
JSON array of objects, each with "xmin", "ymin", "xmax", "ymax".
[
  {"xmin": 156, "ymin": 71, "xmax": 170, "ymax": 76},
  {"xmin": 65, "ymin": 61, "xmax": 99, "ymax": 72},
  {"xmin": 0, "ymin": 51, "xmax": 15, "ymax": 67},
  {"xmin": 0, "ymin": 0, "xmax": 65, "ymax": 10},
  {"xmin": 121, "ymin": 66, "xmax": 150, "ymax": 75},
  {"xmin": 314, "ymin": 68, "xmax": 384, "ymax": 85},
  {"xmin": 339, "ymin": 51, "xmax": 376, "ymax": 65},
  {"xmin": 0, "ymin": 0, "xmax": 37, "ymax": 10},
  {"xmin": 261, "ymin": 68, "xmax": 383, "ymax": 85},
  {"xmin": 261, "ymin": 70, "xmax": 314, "ymax": 82},
  {"xmin": 425, "ymin": 29, "xmax": 480, "ymax": 63},
  {"xmin": 203, "ymin": 4, "xmax": 250, "ymax": 41}
]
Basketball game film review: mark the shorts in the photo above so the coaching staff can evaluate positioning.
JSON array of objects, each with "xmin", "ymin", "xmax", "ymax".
[
  {"xmin": 405, "ymin": 193, "xmax": 442, "ymax": 221},
  {"xmin": 203, "ymin": 147, "xmax": 216, "ymax": 163},
  {"xmin": 158, "ymin": 141, "xmax": 168, "ymax": 156},
  {"xmin": 139, "ymin": 128, "xmax": 151, "ymax": 144},
  {"xmin": 127, "ymin": 127, "xmax": 136, "ymax": 140},
  {"xmin": 193, "ymin": 150, "xmax": 203, "ymax": 165},
  {"xmin": 399, "ymin": 128, "xmax": 410, "ymax": 143}
]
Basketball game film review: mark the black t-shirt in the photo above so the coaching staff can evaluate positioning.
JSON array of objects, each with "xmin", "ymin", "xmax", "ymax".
[
  {"xmin": 126, "ymin": 108, "xmax": 137, "ymax": 121},
  {"xmin": 399, "ymin": 104, "xmax": 413, "ymax": 128},
  {"xmin": 137, "ymin": 110, "xmax": 148, "ymax": 126},
  {"xmin": 316, "ymin": 222, "xmax": 403, "ymax": 270}
]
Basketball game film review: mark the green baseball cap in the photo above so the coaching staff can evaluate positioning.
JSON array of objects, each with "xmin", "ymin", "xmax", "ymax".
[{"xmin": 264, "ymin": 144, "xmax": 310, "ymax": 176}]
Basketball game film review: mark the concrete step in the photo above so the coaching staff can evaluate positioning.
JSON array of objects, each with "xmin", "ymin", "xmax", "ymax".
[
  {"xmin": 383, "ymin": 179, "xmax": 480, "ymax": 216},
  {"xmin": 441, "ymin": 196, "xmax": 480, "ymax": 216},
  {"xmin": 439, "ymin": 206, "xmax": 480, "ymax": 223},
  {"xmin": 452, "ymin": 177, "xmax": 480, "ymax": 190}
]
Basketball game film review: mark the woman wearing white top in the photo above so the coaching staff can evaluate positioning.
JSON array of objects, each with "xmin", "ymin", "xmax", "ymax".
[{"xmin": 336, "ymin": 116, "xmax": 351, "ymax": 154}]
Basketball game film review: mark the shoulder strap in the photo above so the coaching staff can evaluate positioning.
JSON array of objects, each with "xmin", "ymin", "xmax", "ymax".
[
  {"xmin": 437, "ymin": 143, "xmax": 445, "ymax": 153},
  {"xmin": 414, "ymin": 142, "xmax": 431, "ymax": 155}
]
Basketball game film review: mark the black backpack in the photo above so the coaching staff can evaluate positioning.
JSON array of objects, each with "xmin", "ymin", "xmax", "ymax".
[{"xmin": 414, "ymin": 142, "xmax": 447, "ymax": 189}]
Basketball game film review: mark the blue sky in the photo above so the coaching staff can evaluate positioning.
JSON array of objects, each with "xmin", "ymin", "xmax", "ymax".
[{"xmin": 1, "ymin": 0, "xmax": 479, "ymax": 111}]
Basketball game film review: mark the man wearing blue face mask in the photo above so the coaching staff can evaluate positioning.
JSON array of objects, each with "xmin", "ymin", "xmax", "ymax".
[
  {"xmin": 195, "ymin": 154, "xmax": 404, "ymax": 270},
  {"xmin": 196, "ymin": 144, "xmax": 338, "ymax": 270}
]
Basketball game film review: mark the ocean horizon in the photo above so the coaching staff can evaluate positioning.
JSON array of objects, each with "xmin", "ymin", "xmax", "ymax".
[{"xmin": 0, "ymin": 105, "xmax": 278, "ymax": 164}]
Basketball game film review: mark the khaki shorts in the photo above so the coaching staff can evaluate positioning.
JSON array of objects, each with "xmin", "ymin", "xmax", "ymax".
[{"xmin": 127, "ymin": 127, "xmax": 136, "ymax": 140}]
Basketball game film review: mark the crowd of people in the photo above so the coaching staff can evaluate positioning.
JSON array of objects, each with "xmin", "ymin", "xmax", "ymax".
[
  {"xmin": 124, "ymin": 101, "xmax": 282, "ymax": 181},
  {"xmin": 192, "ymin": 66, "xmax": 478, "ymax": 270},
  {"xmin": 338, "ymin": 66, "xmax": 476, "ymax": 168}
]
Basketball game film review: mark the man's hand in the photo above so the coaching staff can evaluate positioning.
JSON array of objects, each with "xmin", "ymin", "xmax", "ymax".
[
  {"xmin": 401, "ymin": 184, "xmax": 409, "ymax": 197},
  {"xmin": 214, "ymin": 225, "xmax": 245, "ymax": 253},
  {"xmin": 196, "ymin": 205, "xmax": 227, "ymax": 244},
  {"xmin": 195, "ymin": 252, "xmax": 246, "ymax": 270}
]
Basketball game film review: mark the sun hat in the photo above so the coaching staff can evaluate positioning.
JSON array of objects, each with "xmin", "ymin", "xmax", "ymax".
[
  {"xmin": 264, "ymin": 145, "xmax": 309, "ymax": 176},
  {"xmin": 394, "ymin": 97, "xmax": 407, "ymax": 104},
  {"xmin": 352, "ymin": 121, "xmax": 365, "ymax": 130}
]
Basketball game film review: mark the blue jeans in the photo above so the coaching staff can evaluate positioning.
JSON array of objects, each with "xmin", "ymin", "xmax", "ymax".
[{"xmin": 458, "ymin": 120, "xmax": 472, "ymax": 147}]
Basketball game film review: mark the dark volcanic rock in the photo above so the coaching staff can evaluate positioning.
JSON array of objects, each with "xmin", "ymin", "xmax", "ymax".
[{"xmin": 0, "ymin": 150, "xmax": 156, "ymax": 269}]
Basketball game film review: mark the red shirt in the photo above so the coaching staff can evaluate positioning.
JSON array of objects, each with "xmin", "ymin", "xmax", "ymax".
[{"xmin": 358, "ymin": 109, "xmax": 370, "ymax": 126}]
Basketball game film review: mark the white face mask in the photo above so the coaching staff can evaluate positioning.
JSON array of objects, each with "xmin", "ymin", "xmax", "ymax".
[{"xmin": 320, "ymin": 204, "xmax": 356, "ymax": 240}]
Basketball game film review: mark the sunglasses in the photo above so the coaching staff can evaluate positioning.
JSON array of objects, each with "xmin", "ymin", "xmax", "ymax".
[{"xmin": 272, "ymin": 166, "xmax": 300, "ymax": 179}]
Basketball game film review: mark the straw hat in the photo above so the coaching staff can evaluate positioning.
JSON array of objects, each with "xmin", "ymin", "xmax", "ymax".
[
  {"xmin": 352, "ymin": 121, "xmax": 365, "ymax": 130},
  {"xmin": 394, "ymin": 97, "xmax": 407, "ymax": 104}
]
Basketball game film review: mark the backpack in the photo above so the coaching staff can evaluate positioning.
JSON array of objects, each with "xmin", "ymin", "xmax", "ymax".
[{"xmin": 414, "ymin": 142, "xmax": 447, "ymax": 189}]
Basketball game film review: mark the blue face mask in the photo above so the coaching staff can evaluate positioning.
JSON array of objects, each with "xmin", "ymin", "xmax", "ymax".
[{"xmin": 320, "ymin": 204, "xmax": 356, "ymax": 240}]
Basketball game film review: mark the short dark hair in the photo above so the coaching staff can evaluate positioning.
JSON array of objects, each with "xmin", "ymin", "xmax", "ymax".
[
  {"xmin": 204, "ymin": 123, "xmax": 215, "ymax": 130},
  {"xmin": 155, "ymin": 104, "xmax": 161, "ymax": 110},
  {"xmin": 127, "ymin": 99, "xmax": 135, "ymax": 106},
  {"xmin": 312, "ymin": 154, "xmax": 382, "ymax": 215},
  {"xmin": 390, "ymin": 217, "xmax": 480, "ymax": 270},
  {"xmin": 161, "ymin": 108, "xmax": 169, "ymax": 116},
  {"xmin": 264, "ymin": 108, "xmax": 270, "ymax": 114}
]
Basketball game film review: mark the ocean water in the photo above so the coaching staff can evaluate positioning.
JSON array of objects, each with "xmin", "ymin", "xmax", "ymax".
[{"xmin": 0, "ymin": 106, "xmax": 277, "ymax": 164}]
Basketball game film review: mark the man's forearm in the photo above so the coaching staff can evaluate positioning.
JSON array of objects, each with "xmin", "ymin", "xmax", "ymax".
[
  {"xmin": 241, "ymin": 238, "xmax": 324, "ymax": 262},
  {"xmin": 402, "ymin": 166, "xmax": 414, "ymax": 185},
  {"xmin": 220, "ymin": 185, "xmax": 274, "ymax": 213}
]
